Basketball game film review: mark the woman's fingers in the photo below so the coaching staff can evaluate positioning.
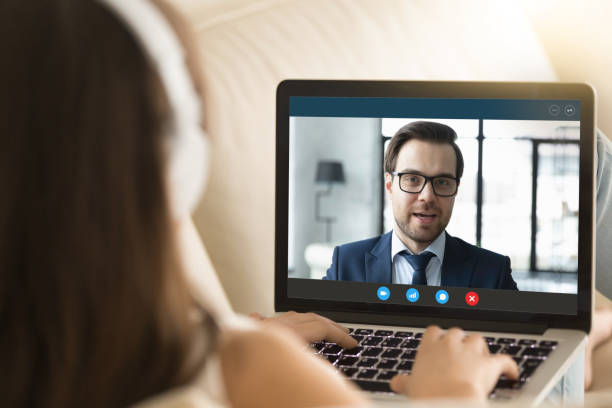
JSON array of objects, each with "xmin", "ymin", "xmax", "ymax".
[
  {"xmin": 389, "ymin": 373, "xmax": 411, "ymax": 394},
  {"xmin": 293, "ymin": 320, "xmax": 357, "ymax": 348},
  {"xmin": 255, "ymin": 311, "xmax": 357, "ymax": 348},
  {"xmin": 421, "ymin": 325, "xmax": 444, "ymax": 342},
  {"xmin": 492, "ymin": 354, "xmax": 520, "ymax": 380}
]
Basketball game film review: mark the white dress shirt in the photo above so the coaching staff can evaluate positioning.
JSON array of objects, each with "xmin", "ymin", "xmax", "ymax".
[{"xmin": 391, "ymin": 230, "xmax": 446, "ymax": 285}]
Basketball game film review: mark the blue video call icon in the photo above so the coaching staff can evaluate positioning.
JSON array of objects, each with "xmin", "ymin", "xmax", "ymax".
[
  {"xmin": 406, "ymin": 288, "xmax": 420, "ymax": 302},
  {"xmin": 435, "ymin": 289, "xmax": 449, "ymax": 304},
  {"xmin": 377, "ymin": 286, "xmax": 390, "ymax": 301}
]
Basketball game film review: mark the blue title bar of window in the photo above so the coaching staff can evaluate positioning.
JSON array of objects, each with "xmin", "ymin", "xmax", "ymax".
[{"xmin": 289, "ymin": 97, "xmax": 580, "ymax": 121}]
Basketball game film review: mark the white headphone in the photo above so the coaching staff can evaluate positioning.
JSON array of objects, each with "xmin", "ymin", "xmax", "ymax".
[{"xmin": 96, "ymin": 0, "xmax": 209, "ymax": 217}]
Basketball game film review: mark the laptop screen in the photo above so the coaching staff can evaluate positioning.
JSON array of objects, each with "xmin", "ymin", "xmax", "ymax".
[{"xmin": 276, "ymin": 81, "xmax": 594, "ymax": 327}]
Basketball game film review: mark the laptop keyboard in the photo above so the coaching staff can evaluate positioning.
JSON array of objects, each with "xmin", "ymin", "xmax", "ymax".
[{"xmin": 311, "ymin": 327, "xmax": 558, "ymax": 398}]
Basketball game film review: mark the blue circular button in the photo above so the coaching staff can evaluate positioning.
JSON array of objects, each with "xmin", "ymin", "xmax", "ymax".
[
  {"xmin": 377, "ymin": 286, "xmax": 390, "ymax": 301},
  {"xmin": 435, "ymin": 289, "xmax": 449, "ymax": 304},
  {"xmin": 406, "ymin": 288, "xmax": 420, "ymax": 302}
]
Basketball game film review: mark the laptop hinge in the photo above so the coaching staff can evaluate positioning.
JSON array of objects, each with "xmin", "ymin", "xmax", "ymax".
[{"xmin": 314, "ymin": 310, "xmax": 548, "ymax": 335}]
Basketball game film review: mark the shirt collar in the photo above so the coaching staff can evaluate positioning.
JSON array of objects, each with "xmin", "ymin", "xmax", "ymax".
[{"xmin": 391, "ymin": 229, "xmax": 446, "ymax": 263}]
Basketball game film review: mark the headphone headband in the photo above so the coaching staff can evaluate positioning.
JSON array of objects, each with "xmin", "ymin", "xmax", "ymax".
[{"xmin": 96, "ymin": 0, "xmax": 208, "ymax": 216}]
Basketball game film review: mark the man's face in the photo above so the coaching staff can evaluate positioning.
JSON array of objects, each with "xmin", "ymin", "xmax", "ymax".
[{"xmin": 385, "ymin": 139, "xmax": 459, "ymax": 253}]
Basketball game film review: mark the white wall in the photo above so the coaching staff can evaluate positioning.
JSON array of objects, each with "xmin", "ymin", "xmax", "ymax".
[
  {"xmin": 526, "ymin": 0, "xmax": 612, "ymax": 138},
  {"xmin": 289, "ymin": 117, "xmax": 382, "ymax": 277}
]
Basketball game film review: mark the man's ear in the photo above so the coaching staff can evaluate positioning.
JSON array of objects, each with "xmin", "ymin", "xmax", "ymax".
[{"xmin": 384, "ymin": 172, "xmax": 393, "ymax": 197}]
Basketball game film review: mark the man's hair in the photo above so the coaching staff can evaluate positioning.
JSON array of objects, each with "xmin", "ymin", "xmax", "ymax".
[
  {"xmin": 383, "ymin": 121, "xmax": 464, "ymax": 179},
  {"xmin": 0, "ymin": 1, "xmax": 214, "ymax": 407}
]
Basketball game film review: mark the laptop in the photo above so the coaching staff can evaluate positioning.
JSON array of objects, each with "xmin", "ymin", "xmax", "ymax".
[{"xmin": 275, "ymin": 80, "xmax": 595, "ymax": 404}]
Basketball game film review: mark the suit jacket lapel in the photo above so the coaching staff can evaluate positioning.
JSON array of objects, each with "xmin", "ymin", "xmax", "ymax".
[
  {"xmin": 441, "ymin": 232, "xmax": 472, "ymax": 287},
  {"xmin": 365, "ymin": 232, "xmax": 392, "ymax": 283}
]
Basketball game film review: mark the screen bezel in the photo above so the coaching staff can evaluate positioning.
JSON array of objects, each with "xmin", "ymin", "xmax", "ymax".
[{"xmin": 275, "ymin": 80, "xmax": 595, "ymax": 333}]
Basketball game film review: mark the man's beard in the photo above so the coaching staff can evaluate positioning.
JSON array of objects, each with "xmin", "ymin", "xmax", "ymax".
[
  {"xmin": 394, "ymin": 210, "xmax": 446, "ymax": 246},
  {"xmin": 396, "ymin": 219, "xmax": 443, "ymax": 244}
]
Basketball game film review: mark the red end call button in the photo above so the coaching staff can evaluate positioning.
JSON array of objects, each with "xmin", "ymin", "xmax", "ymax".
[{"xmin": 465, "ymin": 291, "xmax": 479, "ymax": 306}]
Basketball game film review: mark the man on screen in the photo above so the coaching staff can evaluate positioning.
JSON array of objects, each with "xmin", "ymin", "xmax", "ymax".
[{"xmin": 323, "ymin": 121, "xmax": 518, "ymax": 290}]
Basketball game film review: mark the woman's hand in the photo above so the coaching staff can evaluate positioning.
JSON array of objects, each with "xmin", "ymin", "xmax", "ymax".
[
  {"xmin": 249, "ymin": 311, "xmax": 358, "ymax": 349},
  {"xmin": 390, "ymin": 326, "xmax": 519, "ymax": 401},
  {"xmin": 220, "ymin": 323, "xmax": 366, "ymax": 408}
]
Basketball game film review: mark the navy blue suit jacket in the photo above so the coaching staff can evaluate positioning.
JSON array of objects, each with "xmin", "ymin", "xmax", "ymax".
[{"xmin": 323, "ymin": 232, "xmax": 518, "ymax": 290}]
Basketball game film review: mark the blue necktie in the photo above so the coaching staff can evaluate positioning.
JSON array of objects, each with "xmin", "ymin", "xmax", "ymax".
[{"xmin": 402, "ymin": 251, "xmax": 434, "ymax": 285}]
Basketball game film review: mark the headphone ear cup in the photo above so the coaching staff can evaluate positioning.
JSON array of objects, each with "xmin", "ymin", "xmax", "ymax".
[{"xmin": 167, "ymin": 127, "xmax": 209, "ymax": 217}]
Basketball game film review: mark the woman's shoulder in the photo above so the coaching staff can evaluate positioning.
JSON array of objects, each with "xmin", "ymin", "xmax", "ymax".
[{"xmin": 130, "ymin": 315, "xmax": 257, "ymax": 408}]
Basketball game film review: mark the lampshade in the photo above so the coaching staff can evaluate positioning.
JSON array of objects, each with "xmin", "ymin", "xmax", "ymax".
[{"xmin": 315, "ymin": 160, "xmax": 345, "ymax": 183}]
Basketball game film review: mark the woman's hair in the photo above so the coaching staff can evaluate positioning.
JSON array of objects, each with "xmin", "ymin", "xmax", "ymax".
[{"xmin": 0, "ymin": 1, "xmax": 214, "ymax": 407}]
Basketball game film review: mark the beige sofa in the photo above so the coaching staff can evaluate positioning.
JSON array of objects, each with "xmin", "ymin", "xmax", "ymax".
[
  {"xmin": 169, "ymin": 0, "xmax": 612, "ymax": 402},
  {"xmin": 591, "ymin": 292, "xmax": 612, "ymax": 395}
]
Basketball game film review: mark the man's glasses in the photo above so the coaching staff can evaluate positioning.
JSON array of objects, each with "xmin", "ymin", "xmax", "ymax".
[{"xmin": 391, "ymin": 172, "xmax": 458, "ymax": 197}]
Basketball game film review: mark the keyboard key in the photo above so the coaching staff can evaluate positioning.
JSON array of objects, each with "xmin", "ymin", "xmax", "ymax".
[
  {"xmin": 357, "ymin": 369, "xmax": 378, "ymax": 379},
  {"xmin": 355, "ymin": 329, "xmax": 374, "ymax": 335},
  {"xmin": 312, "ymin": 342, "xmax": 326, "ymax": 351},
  {"xmin": 522, "ymin": 358, "xmax": 544, "ymax": 369},
  {"xmin": 381, "ymin": 337, "xmax": 403, "ymax": 347},
  {"xmin": 395, "ymin": 331, "xmax": 413, "ymax": 338},
  {"xmin": 520, "ymin": 367, "xmax": 536, "ymax": 381},
  {"xmin": 341, "ymin": 367, "xmax": 358, "ymax": 377},
  {"xmin": 375, "ymin": 330, "xmax": 394, "ymax": 337},
  {"xmin": 362, "ymin": 336, "xmax": 383, "ymax": 346},
  {"xmin": 362, "ymin": 347, "xmax": 383, "ymax": 357},
  {"xmin": 512, "ymin": 357, "xmax": 523, "ymax": 365},
  {"xmin": 347, "ymin": 328, "xmax": 354, "ymax": 334},
  {"xmin": 497, "ymin": 338, "xmax": 516, "ymax": 345},
  {"xmin": 351, "ymin": 379, "xmax": 393, "ymax": 393},
  {"xmin": 502, "ymin": 346, "xmax": 523, "ymax": 356},
  {"xmin": 521, "ymin": 347, "xmax": 551, "ymax": 358},
  {"xmin": 357, "ymin": 358, "xmax": 379, "ymax": 368},
  {"xmin": 377, "ymin": 370, "xmax": 399, "ymax": 381},
  {"xmin": 397, "ymin": 360, "xmax": 413, "ymax": 371},
  {"xmin": 396, "ymin": 360, "xmax": 414, "ymax": 371},
  {"xmin": 484, "ymin": 336, "xmax": 496, "ymax": 343},
  {"xmin": 414, "ymin": 333, "xmax": 423, "ymax": 339},
  {"xmin": 377, "ymin": 358, "xmax": 398, "ymax": 369},
  {"xmin": 539, "ymin": 340, "xmax": 558, "ymax": 348},
  {"xmin": 488, "ymin": 344, "xmax": 502, "ymax": 354},
  {"xmin": 337, "ymin": 356, "xmax": 359, "ymax": 366},
  {"xmin": 520, "ymin": 361, "xmax": 542, "ymax": 382},
  {"xmin": 322, "ymin": 344, "xmax": 342, "ymax": 355},
  {"xmin": 401, "ymin": 350, "xmax": 417, "ymax": 360},
  {"xmin": 495, "ymin": 379, "xmax": 521, "ymax": 390},
  {"xmin": 381, "ymin": 348, "xmax": 402, "ymax": 359},
  {"xmin": 518, "ymin": 339, "xmax": 537, "ymax": 346},
  {"xmin": 351, "ymin": 335, "xmax": 364, "ymax": 343},
  {"xmin": 325, "ymin": 355, "xmax": 338, "ymax": 364},
  {"xmin": 401, "ymin": 339, "xmax": 420, "ymax": 349},
  {"xmin": 343, "ymin": 346, "xmax": 363, "ymax": 356}
]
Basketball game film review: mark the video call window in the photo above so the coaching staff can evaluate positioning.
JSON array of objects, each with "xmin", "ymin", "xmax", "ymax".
[{"xmin": 289, "ymin": 116, "xmax": 579, "ymax": 295}]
